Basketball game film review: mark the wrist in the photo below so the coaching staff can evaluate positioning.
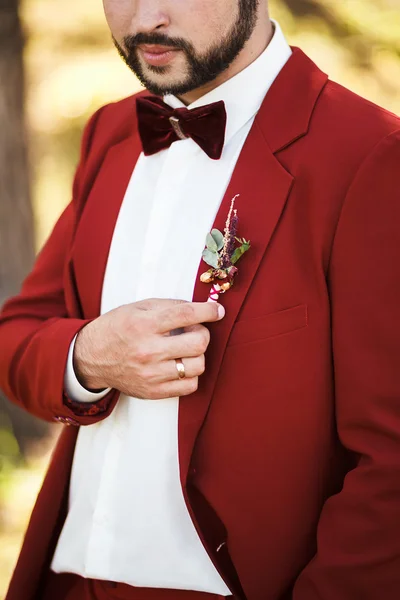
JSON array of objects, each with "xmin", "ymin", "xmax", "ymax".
[{"xmin": 73, "ymin": 324, "xmax": 108, "ymax": 391}]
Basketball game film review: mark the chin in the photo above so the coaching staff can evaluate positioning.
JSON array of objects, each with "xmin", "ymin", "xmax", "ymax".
[{"xmin": 144, "ymin": 75, "xmax": 193, "ymax": 97}]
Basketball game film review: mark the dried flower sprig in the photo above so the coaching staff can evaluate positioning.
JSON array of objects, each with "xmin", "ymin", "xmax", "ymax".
[
  {"xmin": 221, "ymin": 195, "xmax": 239, "ymax": 268},
  {"xmin": 200, "ymin": 195, "xmax": 251, "ymax": 303}
]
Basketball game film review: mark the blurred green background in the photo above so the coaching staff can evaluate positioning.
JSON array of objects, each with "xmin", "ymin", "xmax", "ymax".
[{"xmin": 0, "ymin": 0, "xmax": 399, "ymax": 597}]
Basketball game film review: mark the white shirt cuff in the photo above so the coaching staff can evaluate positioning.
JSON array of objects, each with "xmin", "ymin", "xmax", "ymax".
[{"xmin": 64, "ymin": 334, "xmax": 111, "ymax": 402}]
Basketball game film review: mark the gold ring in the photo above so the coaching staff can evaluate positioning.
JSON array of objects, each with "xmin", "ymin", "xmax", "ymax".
[{"xmin": 175, "ymin": 358, "xmax": 186, "ymax": 380}]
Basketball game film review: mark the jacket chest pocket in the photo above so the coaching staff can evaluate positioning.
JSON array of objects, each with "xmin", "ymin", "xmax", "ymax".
[{"xmin": 228, "ymin": 304, "xmax": 308, "ymax": 347}]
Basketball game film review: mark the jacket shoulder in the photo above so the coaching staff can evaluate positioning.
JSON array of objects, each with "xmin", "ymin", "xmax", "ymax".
[
  {"xmin": 315, "ymin": 78, "xmax": 400, "ymax": 149},
  {"xmin": 72, "ymin": 91, "xmax": 147, "ymax": 210},
  {"xmin": 89, "ymin": 90, "xmax": 147, "ymax": 148}
]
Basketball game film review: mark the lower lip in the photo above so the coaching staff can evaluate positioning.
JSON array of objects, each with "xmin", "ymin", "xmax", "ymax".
[{"xmin": 140, "ymin": 48, "xmax": 179, "ymax": 67}]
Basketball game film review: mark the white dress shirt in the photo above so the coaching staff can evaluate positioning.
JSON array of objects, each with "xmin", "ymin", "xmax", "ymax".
[{"xmin": 51, "ymin": 21, "xmax": 291, "ymax": 594}]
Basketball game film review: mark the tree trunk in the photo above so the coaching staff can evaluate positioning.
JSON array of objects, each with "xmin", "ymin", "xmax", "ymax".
[{"xmin": 0, "ymin": 0, "xmax": 48, "ymax": 458}]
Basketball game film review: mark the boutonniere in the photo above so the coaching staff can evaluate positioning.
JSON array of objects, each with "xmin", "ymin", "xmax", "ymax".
[{"xmin": 200, "ymin": 195, "xmax": 251, "ymax": 303}]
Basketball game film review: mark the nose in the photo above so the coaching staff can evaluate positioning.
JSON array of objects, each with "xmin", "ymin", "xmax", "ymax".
[{"xmin": 133, "ymin": 0, "xmax": 170, "ymax": 33}]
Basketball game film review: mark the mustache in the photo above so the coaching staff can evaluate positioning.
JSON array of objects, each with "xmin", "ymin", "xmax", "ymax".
[{"xmin": 123, "ymin": 32, "xmax": 193, "ymax": 54}]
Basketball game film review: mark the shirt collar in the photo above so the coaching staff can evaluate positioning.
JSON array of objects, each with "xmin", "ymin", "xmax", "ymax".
[{"xmin": 164, "ymin": 20, "xmax": 292, "ymax": 147}]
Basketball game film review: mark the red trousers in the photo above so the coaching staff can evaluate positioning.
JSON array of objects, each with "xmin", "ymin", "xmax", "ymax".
[{"xmin": 41, "ymin": 572, "xmax": 231, "ymax": 600}]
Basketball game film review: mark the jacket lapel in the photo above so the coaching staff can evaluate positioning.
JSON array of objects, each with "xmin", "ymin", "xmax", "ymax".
[
  {"xmin": 178, "ymin": 48, "xmax": 329, "ymax": 482},
  {"xmin": 70, "ymin": 132, "xmax": 142, "ymax": 319},
  {"xmin": 178, "ymin": 122, "xmax": 293, "ymax": 480}
]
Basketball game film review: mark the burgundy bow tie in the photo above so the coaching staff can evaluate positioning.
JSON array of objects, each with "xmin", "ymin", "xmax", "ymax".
[{"xmin": 136, "ymin": 96, "xmax": 227, "ymax": 160}]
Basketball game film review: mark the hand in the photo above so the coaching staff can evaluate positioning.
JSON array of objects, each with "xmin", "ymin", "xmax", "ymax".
[{"xmin": 73, "ymin": 299, "xmax": 225, "ymax": 400}]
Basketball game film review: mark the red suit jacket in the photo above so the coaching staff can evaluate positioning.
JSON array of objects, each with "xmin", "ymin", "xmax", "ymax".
[{"xmin": 1, "ymin": 48, "xmax": 400, "ymax": 600}]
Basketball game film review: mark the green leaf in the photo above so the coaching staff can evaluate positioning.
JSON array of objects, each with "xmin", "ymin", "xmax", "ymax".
[
  {"xmin": 231, "ymin": 241, "xmax": 251, "ymax": 265},
  {"xmin": 202, "ymin": 248, "xmax": 219, "ymax": 268},
  {"xmin": 206, "ymin": 232, "xmax": 218, "ymax": 252},
  {"xmin": 211, "ymin": 229, "xmax": 224, "ymax": 251}
]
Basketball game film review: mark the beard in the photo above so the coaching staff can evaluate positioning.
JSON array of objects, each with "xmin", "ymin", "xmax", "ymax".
[{"xmin": 113, "ymin": 0, "xmax": 260, "ymax": 97}]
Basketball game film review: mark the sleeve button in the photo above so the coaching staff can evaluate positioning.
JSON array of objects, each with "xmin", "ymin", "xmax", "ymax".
[
  {"xmin": 65, "ymin": 417, "xmax": 79, "ymax": 427},
  {"xmin": 54, "ymin": 415, "xmax": 79, "ymax": 426}
]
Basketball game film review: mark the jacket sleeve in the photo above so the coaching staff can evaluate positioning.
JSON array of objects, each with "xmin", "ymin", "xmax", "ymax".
[
  {"xmin": 293, "ymin": 129, "xmax": 400, "ymax": 599},
  {"xmin": 0, "ymin": 107, "xmax": 120, "ymax": 426}
]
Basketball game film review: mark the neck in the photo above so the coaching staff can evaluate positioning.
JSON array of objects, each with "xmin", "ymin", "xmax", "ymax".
[{"xmin": 178, "ymin": 15, "xmax": 274, "ymax": 105}]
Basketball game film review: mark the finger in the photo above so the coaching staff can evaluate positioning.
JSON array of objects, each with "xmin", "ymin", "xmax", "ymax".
[
  {"xmin": 157, "ymin": 302, "xmax": 225, "ymax": 334},
  {"xmin": 158, "ymin": 356, "xmax": 205, "ymax": 383},
  {"xmin": 168, "ymin": 323, "xmax": 204, "ymax": 337},
  {"xmin": 161, "ymin": 330, "xmax": 210, "ymax": 360},
  {"xmin": 148, "ymin": 377, "xmax": 200, "ymax": 400},
  {"xmin": 182, "ymin": 323, "xmax": 205, "ymax": 334},
  {"xmin": 134, "ymin": 298, "xmax": 187, "ymax": 312}
]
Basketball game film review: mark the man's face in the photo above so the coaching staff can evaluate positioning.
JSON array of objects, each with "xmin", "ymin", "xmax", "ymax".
[{"xmin": 103, "ymin": 0, "xmax": 260, "ymax": 97}]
